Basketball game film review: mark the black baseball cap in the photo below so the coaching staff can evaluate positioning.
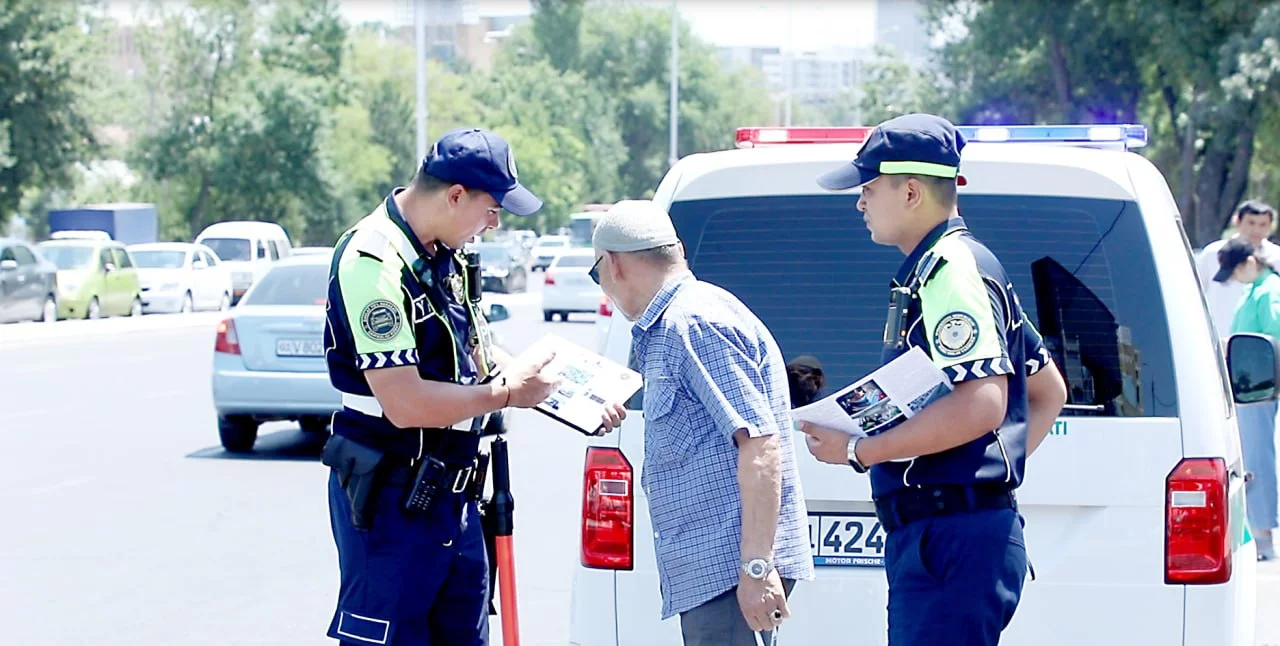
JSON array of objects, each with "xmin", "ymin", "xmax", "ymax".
[
  {"xmin": 817, "ymin": 113, "xmax": 966, "ymax": 191},
  {"xmin": 1214, "ymin": 238, "xmax": 1259, "ymax": 283},
  {"xmin": 422, "ymin": 128, "xmax": 542, "ymax": 216}
]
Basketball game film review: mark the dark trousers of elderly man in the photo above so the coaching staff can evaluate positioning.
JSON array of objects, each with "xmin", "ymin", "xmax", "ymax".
[{"xmin": 589, "ymin": 199, "xmax": 815, "ymax": 645}]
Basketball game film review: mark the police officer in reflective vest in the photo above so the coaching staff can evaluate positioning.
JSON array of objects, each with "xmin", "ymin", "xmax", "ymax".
[
  {"xmin": 800, "ymin": 114, "xmax": 1068, "ymax": 646},
  {"xmin": 321, "ymin": 127, "xmax": 625, "ymax": 646}
]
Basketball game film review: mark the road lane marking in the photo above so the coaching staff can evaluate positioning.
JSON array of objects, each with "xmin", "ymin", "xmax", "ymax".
[
  {"xmin": 0, "ymin": 408, "xmax": 52, "ymax": 423},
  {"xmin": 29, "ymin": 477, "xmax": 92, "ymax": 496}
]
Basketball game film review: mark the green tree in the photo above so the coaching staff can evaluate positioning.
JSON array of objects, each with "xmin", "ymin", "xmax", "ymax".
[
  {"xmin": 508, "ymin": 4, "xmax": 773, "ymax": 199},
  {"xmin": 530, "ymin": 0, "xmax": 584, "ymax": 72},
  {"xmin": 132, "ymin": 0, "xmax": 348, "ymax": 244},
  {"xmin": 0, "ymin": 0, "xmax": 100, "ymax": 226},
  {"xmin": 928, "ymin": 0, "xmax": 1280, "ymax": 246}
]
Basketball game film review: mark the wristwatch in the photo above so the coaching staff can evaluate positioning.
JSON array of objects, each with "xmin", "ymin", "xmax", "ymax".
[
  {"xmin": 741, "ymin": 558, "xmax": 774, "ymax": 580},
  {"xmin": 847, "ymin": 437, "xmax": 869, "ymax": 474}
]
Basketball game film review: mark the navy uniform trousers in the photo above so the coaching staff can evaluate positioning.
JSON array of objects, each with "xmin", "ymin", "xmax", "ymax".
[
  {"xmin": 327, "ymin": 470, "xmax": 489, "ymax": 646},
  {"xmin": 884, "ymin": 507, "xmax": 1027, "ymax": 646}
]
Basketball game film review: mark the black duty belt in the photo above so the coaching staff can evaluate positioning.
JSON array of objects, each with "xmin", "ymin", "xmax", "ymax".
[
  {"xmin": 874, "ymin": 483, "xmax": 1016, "ymax": 533},
  {"xmin": 382, "ymin": 455, "xmax": 479, "ymax": 495}
]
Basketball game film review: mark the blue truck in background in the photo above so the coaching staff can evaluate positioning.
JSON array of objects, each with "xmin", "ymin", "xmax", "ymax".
[{"xmin": 47, "ymin": 203, "xmax": 158, "ymax": 245}]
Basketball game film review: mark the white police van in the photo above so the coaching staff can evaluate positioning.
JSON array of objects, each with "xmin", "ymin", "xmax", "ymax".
[{"xmin": 569, "ymin": 125, "xmax": 1273, "ymax": 645}]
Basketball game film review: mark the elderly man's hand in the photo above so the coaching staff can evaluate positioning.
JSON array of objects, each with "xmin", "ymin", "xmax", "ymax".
[
  {"xmin": 592, "ymin": 401, "xmax": 627, "ymax": 436},
  {"xmin": 799, "ymin": 421, "xmax": 853, "ymax": 466}
]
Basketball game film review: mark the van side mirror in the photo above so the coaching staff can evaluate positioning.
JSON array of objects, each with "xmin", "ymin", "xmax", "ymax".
[
  {"xmin": 486, "ymin": 303, "xmax": 510, "ymax": 323},
  {"xmin": 192, "ymin": 259, "xmax": 208, "ymax": 270},
  {"xmin": 103, "ymin": 262, "xmax": 117, "ymax": 273},
  {"xmin": 0, "ymin": 259, "xmax": 16, "ymax": 271},
  {"xmin": 1227, "ymin": 333, "xmax": 1280, "ymax": 405}
]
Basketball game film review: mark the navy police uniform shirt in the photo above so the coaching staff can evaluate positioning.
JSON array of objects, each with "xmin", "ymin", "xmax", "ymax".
[
  {"xmin": 324, "ymin": 189, "xmax": 483, "ymax": 461},
  {"xmin": 872, "ymin": 216, "xmax": 1052, "ymax": 498}
]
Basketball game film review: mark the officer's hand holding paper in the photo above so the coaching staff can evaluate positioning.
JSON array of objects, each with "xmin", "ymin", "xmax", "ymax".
[
  {"xmin": 505, "ymin": 334, "xmax": 636, "ymax": 435},
  {"xmin": 795, "ymin": 346, "xmax": 951, "ymax": 463}
]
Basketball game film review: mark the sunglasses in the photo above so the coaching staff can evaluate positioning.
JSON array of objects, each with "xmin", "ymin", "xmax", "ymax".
[{"xmin": 589, "ymin": 255, "xmax": 602, "ymax": 285}]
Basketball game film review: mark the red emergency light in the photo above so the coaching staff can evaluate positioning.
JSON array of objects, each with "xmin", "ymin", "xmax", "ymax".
[{"xmin": 735, "ymin": 127, "xmax": 873, "ymax": 148}]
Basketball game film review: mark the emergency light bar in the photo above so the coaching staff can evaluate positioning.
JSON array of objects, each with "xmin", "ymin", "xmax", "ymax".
[{"xmin": 735, "ymin": 124, "xmax": 1148, "ymax": 150}]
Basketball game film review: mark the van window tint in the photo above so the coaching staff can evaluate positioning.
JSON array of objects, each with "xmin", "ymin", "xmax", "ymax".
[
  {"xmin": 203, "ymin": 238, "xmax": 251, "ymax": 262},
  {"xmin": 267, "ymin": 240, "xmax": 280, "ymax": 260},
  {"xmin": 669, "ymin": 194, "xmax": 1177, "ymax": 418}
]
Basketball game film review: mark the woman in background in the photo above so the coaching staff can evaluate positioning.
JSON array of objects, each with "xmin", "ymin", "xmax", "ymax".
[{"xmin": 1215, "ymin": 237, "xmax": 1280, "ymax": 561}]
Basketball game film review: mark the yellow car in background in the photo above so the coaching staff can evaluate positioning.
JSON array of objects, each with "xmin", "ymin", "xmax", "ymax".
[{"xmin": 36, "ymin": 233, "xmax": 143, "ymax": 319}]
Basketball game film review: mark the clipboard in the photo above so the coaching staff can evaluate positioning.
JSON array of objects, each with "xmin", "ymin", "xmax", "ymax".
[{"xmin": 514, "ymin": 334, "xmax": 642, "ymax": 436}]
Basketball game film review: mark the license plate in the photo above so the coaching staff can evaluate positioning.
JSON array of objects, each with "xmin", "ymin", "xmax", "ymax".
[
  {"xmin": 809, "ymin": 512, "xmax": 886, "ymax": 567},
  {"xmin": 276, "ymin": 338, "xmax": 324, "ymax": 357}
]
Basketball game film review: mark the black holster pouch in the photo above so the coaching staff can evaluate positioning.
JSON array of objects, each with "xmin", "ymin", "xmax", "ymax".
[{"xmin": 321, "ymin": 435, "xmax": 386, "ymax": 530}]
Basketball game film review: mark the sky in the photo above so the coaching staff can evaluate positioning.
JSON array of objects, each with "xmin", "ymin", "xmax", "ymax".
[{"xmin": 107, "ymin": 0, "xmax": 882, "ymax": 52}]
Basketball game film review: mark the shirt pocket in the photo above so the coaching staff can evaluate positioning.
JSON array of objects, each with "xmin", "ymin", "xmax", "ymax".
[{"xmin": 643, "ymin": 375, "xmax": 694, "ymax": 465}]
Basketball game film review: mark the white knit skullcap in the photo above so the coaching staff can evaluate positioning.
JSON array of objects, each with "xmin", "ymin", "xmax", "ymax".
[{"xmin": 592, "ymin": 200, "xmax": 680, "ymax": 253}]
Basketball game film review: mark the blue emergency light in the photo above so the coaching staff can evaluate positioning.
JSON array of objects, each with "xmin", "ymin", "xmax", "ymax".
[
  {"xmin": 735, "ymin": 124, "xmax": 1149, "ymax": 150},
  {"xmin": 955, "ymin": 124, "xmax": 1148, "ymax": 148}
]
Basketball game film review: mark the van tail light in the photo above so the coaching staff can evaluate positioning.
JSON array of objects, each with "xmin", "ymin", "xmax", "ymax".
[
  {"xmin": 581, "ymin": 446, "xmax": 633, "ymax": 570},
  {"xmin": 599, "ymin": 296, "xmax": 613, "ymax": 317},
  {"xmin": 545, "ymin": 271, "xmax": 556, "ymax": 286},
  {"xmin": 214, "ymin": 318, "xmax": 241, "ymax": 355},
  {"xmin": 1165, "ymin": 457, "xmax": 1231, "ymax": 584}
]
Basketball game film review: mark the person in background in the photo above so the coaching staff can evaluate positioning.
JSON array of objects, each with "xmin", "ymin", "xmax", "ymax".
[
  {"xmin": 1196, "ymin": 200, "xmax": 1280, "ymax": 339},
  {"xmin": 787, "ymin": 355, "xmax": 826, "ymax": 409},
  {"xmin": 1214, "ymin": 237, "xmax": 1280, "ymax": 561}
]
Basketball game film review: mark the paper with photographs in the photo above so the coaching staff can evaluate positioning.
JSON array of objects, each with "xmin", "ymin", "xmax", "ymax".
[
  {"xmin": 515, "ymin": 334, "xmax": 642, "ymax": 436},
  {"xmin": 792, "ymin": 346, "xmax": 953, "ymax": 458}
]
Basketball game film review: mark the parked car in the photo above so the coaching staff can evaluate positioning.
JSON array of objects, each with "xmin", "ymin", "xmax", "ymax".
[
  {"xmin": 0, "ymin": 237, "xmax": 58, "ymax": 323},
  {"xmin": 572, "ymin": 125, "xmax": 1264, "ymax": 646},
  {"xmin": 195, "ymin": 221, "xmax": 292, "ymax": 304},
  {"xmin": 542, "ymin": 248, "xmax": 602, "ymax": 322},
  {"xmin": 530, "ymin": 234, "xmax": 570, "ymax": 271},
  {"xmin": 35, "ymin": 235, "xmax": 142, "ymax": 319},
  {"xmin": 470, "ymin": 241, "xmax": 529, "ymax": 293},
  {"xmin": 129, "ymin": 242, "xmax": 232, "ymax": 314},
  {"xmin": 211, "ymin": 252, "xmax": 339, "ymax": 452}
]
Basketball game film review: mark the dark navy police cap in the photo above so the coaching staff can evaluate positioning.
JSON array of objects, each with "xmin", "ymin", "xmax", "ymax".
[
  {"xmin": 817, "ymin": 113, "xmax": 966, "ymax": 191},
  {"xmin": 1214, "ymin": 237, "xmax": 1259, "ymax": 283},
  {"xmin": 422, "ymin": 127, "xmax": 542, "ymax": 216}
]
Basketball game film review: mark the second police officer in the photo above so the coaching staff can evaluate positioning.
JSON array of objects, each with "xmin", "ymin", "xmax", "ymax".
[
  {"xmin": 800, "ymin": 114, "xmax": 1068, "ymax": 646},
  {"xmin": 320, "ymin": 127, "xmax": 626, "ymax": 646}
]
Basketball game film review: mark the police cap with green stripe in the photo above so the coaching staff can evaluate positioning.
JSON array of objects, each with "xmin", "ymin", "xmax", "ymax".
[{"xmin": 816, "ymin": 113, "xmax": 966, "ymax": 190}]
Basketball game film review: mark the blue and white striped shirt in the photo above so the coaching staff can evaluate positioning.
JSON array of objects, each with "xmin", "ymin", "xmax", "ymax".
[{"xmin": 632, "ymin": 273, "xmax": 814, "ymax": 619}]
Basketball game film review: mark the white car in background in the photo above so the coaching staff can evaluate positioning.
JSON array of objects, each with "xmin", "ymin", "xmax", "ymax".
[
  {"xmin": 542, "ymin": 248, "xmax": 602, "ymax": 322},
  {"xmin": 531, "ymin": 234, "xmax": 570, "ymax": 271},
  {"xmin": 129, "ymin": 242, "xmax": 232, "ymax": 313}
]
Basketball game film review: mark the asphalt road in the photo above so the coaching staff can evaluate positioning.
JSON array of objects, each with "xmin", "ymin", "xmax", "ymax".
[
  {"xmin": 3, "ymin": 280, "xmax": 1280, "ymax": 645},
  {"xmin": 0, "ymin": 280, "xmax": 604, "ymax": 645}
]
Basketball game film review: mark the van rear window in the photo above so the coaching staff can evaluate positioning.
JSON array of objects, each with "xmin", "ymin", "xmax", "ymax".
[{"xmin": 669, "ymin": 194, "xmax": 1177, "ymax": 418}]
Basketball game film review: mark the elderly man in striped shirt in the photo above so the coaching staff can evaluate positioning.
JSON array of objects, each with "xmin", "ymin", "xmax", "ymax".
[{"xmin": 590, "ymin": 200, "xmax": 814, "ymax": 646}]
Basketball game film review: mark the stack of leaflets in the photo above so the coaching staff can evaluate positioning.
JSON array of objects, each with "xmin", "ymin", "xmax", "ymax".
[
  {"xmin": 792, "ymin": 346, "xmax": 953, "ymax": 459},
  {"xmin": 512, "ymin": 334, "xmax": 642, "ymax": 436}
]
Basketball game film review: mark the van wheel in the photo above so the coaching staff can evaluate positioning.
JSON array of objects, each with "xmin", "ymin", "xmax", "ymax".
[
  {"xmin": 300, "ymin": 416, "xmax": 330, "ymax": 433},
  {"xmin": 86, "ymin": 297, "xmax": 101, "ymax": 320},
  {"xmin": 218, "ymin": 416, "xmax": 259, "ymax": 453},
  {"xmin": 180, "ymin": 292, "xmax": 193, "ymax": 313},
  {"xmin": 41, "ymin": 296, "xmax": 57, "ymax": 323},
  {"xmin": 544, "ymin": 311, "xmax": 553, "ymax": 322}
]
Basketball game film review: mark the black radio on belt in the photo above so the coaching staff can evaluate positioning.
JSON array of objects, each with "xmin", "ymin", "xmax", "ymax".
[
  {"xmin": 465, "ymin": 250, "xmax": 482, "ymax": 304},
  {"xmin": 403, "ymin": 456, "xmax": 449, "ymax": 514}
]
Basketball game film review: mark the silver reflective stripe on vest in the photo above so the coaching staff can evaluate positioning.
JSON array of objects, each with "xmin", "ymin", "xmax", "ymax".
[
  {"xmin": 340, "ymin": 393, "xmax": 486, "ymax": 431},
  {"xmin": 342, "ymin": 393, "xmax": 385, "ymax": 417}
]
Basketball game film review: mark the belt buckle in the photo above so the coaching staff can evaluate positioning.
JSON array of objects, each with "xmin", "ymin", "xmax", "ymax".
[{"xmin": 451, "ymin": 467, "xmax": 472, "ymax": 494}]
